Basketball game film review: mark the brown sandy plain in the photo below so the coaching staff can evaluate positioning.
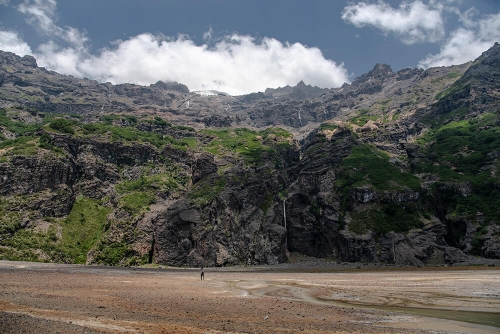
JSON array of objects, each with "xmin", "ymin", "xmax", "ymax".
[{"xmin": 0, "ymin": 260, "xmax": 499, "ymax": 334}]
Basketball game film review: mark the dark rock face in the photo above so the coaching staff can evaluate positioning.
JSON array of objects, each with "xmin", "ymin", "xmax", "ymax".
[
  {"xmin": 20, "ymin": 55, "xmax": 37, "ymax": 68},
  {"xmin": 278, "ymin": 126, "xmax": 480, "ymax": 266},
  {"xmin": 150, "ymin": 81, "xmax": 189, "ymax": 93},
  {"xmin": 483, "ymin": 232, "xmax": 500, "ymax": 259},
  {"xmin": 151, "ymin": 150, "xmax": 295, "ymax": 266},
  {"xmin": 0, "ymin": 154, "xmax": 76, "ymax": 196},
  {"xmin": 191, "ymin": 153, "xmax": 217, "ymax": 184},
  {"xmin": 200, "ymin": 115, "xmax": 233, "ymax": 127}
]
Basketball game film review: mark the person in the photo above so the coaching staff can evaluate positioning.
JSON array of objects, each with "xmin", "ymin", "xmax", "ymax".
[{"xmin": 200, "ymin": 267, "xmax": 204, "ymax": 280}]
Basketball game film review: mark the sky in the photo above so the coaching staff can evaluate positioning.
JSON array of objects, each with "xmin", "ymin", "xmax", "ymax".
[{"xmin": 0, "ymin": 0, "xmax": 499, "ymax": 95}]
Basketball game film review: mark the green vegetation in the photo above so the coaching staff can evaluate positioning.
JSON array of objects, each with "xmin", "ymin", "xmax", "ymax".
[
  {"xmin": 82, "ymin": 122, "xmax": 197, "ymax": 149},
  {"xmin": 115, "ymin": 165, "xmax": 189, "ymax": 215},
  {"xmin": 0, "ymin": 227, "xmax": 59, "ymax": 262},
  {"xmin": 336, "ymin": 144, "xmax": 422, "ymax": 235},
  {"xmin": 49, "ymin": 118, "xmax": 75, "ymax": 134},
  {"xmin": 0, "ymin": 109, "xmax": 41, "ymax": 135},
  {"xmin": 431, "ymin": 72, "xmax": 462, "ymax": 84},
  {"xmin": 376, "ymin": 99, "xmax": 391, "ymax": 115},
  {"xmin": 58, "ymin": 197, "xmax": 112, "ymax": 263},
  {"xmin": 172, "ymin": 125, "xmax": 195, "ymax": 132},
  {"xmin": 0, "ymin": 196, "xmax": 111, "ymax": 264},
  {"xmin": 117, "ymin": 174, "xmax": 175, "ymax": 194},
  {"xmin": 119, "ymin": 191, "xmax": 155, "ymax": 215},
  {"xmin": 153, "ymin": 116, "xmax": 168, "ymax": 126},
  {"xmin": 349, "ymin": 115, "xmax": 379, "ymax": 127},
  {"xmin": 188, "ymin": 177, "xmax": 226, "ymax": 206},
  {"xmin": 350, "ymin": 203, "xmax": 423, "ymax": 235},
  {"xmin": 447, "ymin": 72, "xmax": 462, "ymax": 79},
  {"xmin": 93, "ymin": 242, "xmax": 136, "ymax": 266},
  {"xmin": 0, "ymin": 109, "xmax": 41, "ymax": 152},
  {"xmin": 2, "ymin": 109, "xmax": 197, "ymax": 152},
  {"xmin": 351, "ymin": 115, "xmax": 377, "ymax": 127},
  {"xmin": 416, "ymin": 112, "xmax": 500, "ymax": 223},
  {"xmin": 337, "ymin": 144, "xmax": 421, "ymax": 191},
  {"xmin": 0, "ymin": 198, "xmax": 23, "ymax": 237},
  {"xmin": 320, "ymin": 123, "xmax": 338, "ymax": 131},
  {"xmin": 0, "ymin": 136, "xmax": 36, "ymax": 153},
  {"xmin": 417, "ymin": 114, "xmax": 500, "ymax": 181},
  {"xmin": 203, "ymin": 127, "xmax": 291, "ymax": 165},
  {"xmin": 100, "ymin": 114, "xmax": 120, "ymax": 125},
  {"xmin": 124, "ymin": 115, "xmax": 137, "ymax": 124},
  {"xmin": 422, "ymin": 106, "xmax": 470, "ymax": 126},
  {"xmin": 434, "ymin": 75, "xmax": 470, "ymax": 101}
]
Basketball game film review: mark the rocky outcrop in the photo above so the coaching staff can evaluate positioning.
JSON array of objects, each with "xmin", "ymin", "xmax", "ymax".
[
  {"xmin": 191, "ymin": 153, "xmax": 217, "ymax": 184},
  {"xmin": 0, "ymin": 154, "xmax": 76, "ymax": 196}
]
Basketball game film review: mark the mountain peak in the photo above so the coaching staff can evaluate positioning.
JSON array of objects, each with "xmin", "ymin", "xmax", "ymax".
[{"xmin": 352, "ymin": 63, "xmax": 394, "ymax": 85}]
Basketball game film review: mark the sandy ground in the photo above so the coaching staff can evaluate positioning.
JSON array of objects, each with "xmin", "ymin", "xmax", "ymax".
[{"xmin": 0, "ymin": 261, "xmax": 499, "ymax": 334}]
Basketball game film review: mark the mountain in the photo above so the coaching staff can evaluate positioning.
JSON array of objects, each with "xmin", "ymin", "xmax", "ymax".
[{"xmin": 0, "ymin": 43, "xmax": 499, "ymax": 267}]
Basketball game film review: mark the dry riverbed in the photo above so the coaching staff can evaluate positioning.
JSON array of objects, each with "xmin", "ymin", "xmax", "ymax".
[{"xmin": 0, "ymin": 260, "xmax": 499, "ymax": 333}]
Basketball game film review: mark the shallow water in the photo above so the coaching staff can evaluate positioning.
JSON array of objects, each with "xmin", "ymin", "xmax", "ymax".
[
  {"xmin": 237, "ymin": 271, "xmax": 500, "ymax": 330},
  {"xmin": 317, "ymin": 296, "xmax": 500, "ymax": 328}
]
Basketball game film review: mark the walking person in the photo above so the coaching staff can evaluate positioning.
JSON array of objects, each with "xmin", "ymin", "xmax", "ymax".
[{"xmin": 201, "ymin": 267, "xmax": 204, "ymax": 280}]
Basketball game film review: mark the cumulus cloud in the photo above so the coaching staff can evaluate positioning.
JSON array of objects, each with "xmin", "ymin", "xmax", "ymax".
[
  {"xmin": 0, "ymin": 0, "xmax": 348, "ymax": 95},
  {"xmin": 418, "ymin": 11, "xmax": 500, "ymax": 68},
  {"xmin": 0, "ymin": 30, "xmax": 33, "ymax": 56},
  {"xmin": 341, "ymin": 0, "xmax": 499, "ymax": 69},
  {"xmin": 29, "ymin": 32, "xmax": 349, "ymax": 95},
  {"xmin": 72, "ymin": 34, "xmax": 348, "ymax": 95},
  {"xmin": 342, "ymin": 0, "xmax": 445, "ymax": 44}
]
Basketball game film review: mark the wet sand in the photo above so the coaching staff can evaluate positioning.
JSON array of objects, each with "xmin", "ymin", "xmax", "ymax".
[{"xmin": 0, "ymin": 260, "xmax": 499, "ymax": 333}]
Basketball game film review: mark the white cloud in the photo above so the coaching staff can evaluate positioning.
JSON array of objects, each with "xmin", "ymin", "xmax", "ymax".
[
  {"xmin": 17, "ymin": 0, "xmax": 58, "ymax": 36},
  {"xmin": 418, "ymin": 11, "xmax": 500, "ymax": 68},
  {"xmin": 342, "ymin": 0, "xmax": 445, "ymax": 44},
  {"xmin": 0, "ymin": 30, "xmax": 33, "ymax": 56},
  {"xmin": 0, "ymin": 0, "xmax": 11, "ymax": 6},
  {"xmin": 76, "ymin": 33, "xmax": 348, "ymax": 95},
  {"xmin": 0, "ymin": 28, "xmax": 348, "ymax": 96},
  {"xmin": 35, "ymin": 41, "xmax": 85, "ymax": 76},
  {"xmin": 17, "ymin": 0, "xmax": 89, "ymax": 49}
]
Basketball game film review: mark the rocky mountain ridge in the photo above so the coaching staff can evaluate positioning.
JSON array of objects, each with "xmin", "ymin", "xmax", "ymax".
[
  {"xmin": 0, "ymin": 49, "xmax": 470, "ymax": 135},
  {"xmin": 0, "ymin": 43, "xmax": 499, "ymax": 267}
]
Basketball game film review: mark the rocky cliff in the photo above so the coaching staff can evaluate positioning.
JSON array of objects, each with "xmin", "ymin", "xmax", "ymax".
[{"xmin": 0, "ymin": 43, "xmax": 499, "ymax": 267}]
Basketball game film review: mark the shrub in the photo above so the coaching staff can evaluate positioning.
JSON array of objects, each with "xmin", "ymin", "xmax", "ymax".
[
  {"xmin": 119, "ymin": 191, "xmax": 155, "ymax": 215},
  {"xmin": 93, "ymin": 242, "xmax": 131, "ymax": 266},
  {"xmin": 49, "ymin": 118, "xmax": 74, "ymax": 134}
]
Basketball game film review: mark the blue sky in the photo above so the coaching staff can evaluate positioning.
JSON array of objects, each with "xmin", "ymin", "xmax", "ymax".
[{"xmin": 0, "ymin": 0, "xmax": 499, "ymax": 95}]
